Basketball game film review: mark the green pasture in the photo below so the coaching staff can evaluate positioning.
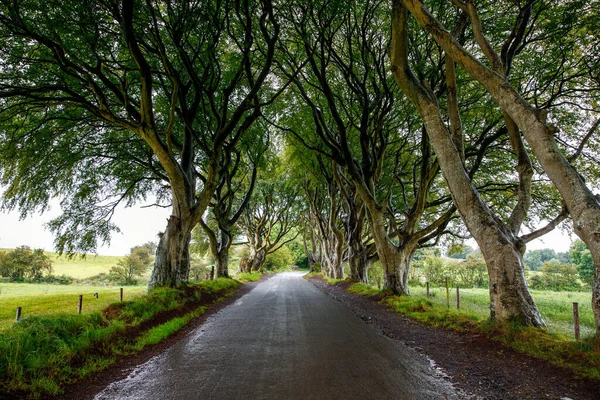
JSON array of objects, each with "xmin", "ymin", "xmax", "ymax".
[
  {"xmin": 48, "ymin": 252, "xmax": 122, "ymax": 278},
  {"xmin": 0, "ymin": 248, "xmax": 123, "ymax": 278},
  {"xmin": 410, "ymin": 285, "xmax": 594, "ymax": 338},
  {"xmin": 0, "ymin": 283, "xmax": 146, "ymax": 330}
]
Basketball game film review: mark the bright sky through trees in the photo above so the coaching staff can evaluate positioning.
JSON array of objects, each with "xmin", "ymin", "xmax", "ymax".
[
  {"xmin": 0, "ymin": 201, "xmax": 572, "ymax": 256},
  {"xmin": 0, "ymin": 201, "xmax": 169, "ymax": 256}
]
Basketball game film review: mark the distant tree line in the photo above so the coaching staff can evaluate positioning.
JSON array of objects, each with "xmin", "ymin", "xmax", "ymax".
[{"xmin": 0, "ymin": 246, "xmax": 52, "ymax": 281}]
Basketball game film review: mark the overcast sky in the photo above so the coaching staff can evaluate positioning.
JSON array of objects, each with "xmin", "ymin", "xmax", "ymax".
[
  {"xmin": 0, "ymin": 201, "xmax": 576, "ymax": 256},
  {"xmin": 0, "ymin": 201, "xmax": 171, "ymax": 256}
]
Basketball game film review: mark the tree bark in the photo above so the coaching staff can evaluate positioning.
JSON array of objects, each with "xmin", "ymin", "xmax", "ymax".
[
  {"xmin": 250, "ymin": 248, "xmax": 267, "ymax": 272},
  {"xmin": 148, "ymin": 215, "xmax": 192, "ymax": 289},
  {"xmin": 215, "ymin": 246, "xmax": 230, "ymax": 278}
]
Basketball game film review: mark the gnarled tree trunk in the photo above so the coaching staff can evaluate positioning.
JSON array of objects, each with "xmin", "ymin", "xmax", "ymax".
[{"xmin": 148, "ymin": 215, "xmax": 192, "ymax": 289}]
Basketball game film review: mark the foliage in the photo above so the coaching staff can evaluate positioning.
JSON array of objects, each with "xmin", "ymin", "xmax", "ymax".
[
  {"xmin": 0, "ymin": 246, "xmax": 52, "ymax": 281},
  {"xmin": 446, "ymin": 243, "xmax": 474, "ymax": 259},
  {"xmin": 528, "ymin": 260, "xmax": 582, "ymax": 292},
  {"xmin": 189, "ymin": 257, "xmax": 213, "ymax": 283},
  {"xmin": 263, "ymin": 245, "xmax": 295, "ymax": 271},
  {"xmin": 569, "ymin": 240, "xmax": 594, "ymax": 285},
  {"xmin": 524, "ymin": 249, "xmax": 559, "ymax": 271},
  {"xmin": 109, "ymin": 246, "xmax": 152, "ymax": 285}
]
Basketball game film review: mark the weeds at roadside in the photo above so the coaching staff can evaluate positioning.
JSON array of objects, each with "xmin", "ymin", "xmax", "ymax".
[{"xmin": 234, "ymin": 271, "xmax": 262, "ymax": 283}]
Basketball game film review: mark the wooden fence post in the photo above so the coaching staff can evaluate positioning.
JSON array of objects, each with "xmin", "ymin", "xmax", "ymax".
[
  {"xmin": 445, "ymin": 277, "xmax": 449, "ymax": 308},
  {"xmin": 15, "ymin": 307, "xmax": 22, "ymax": 322},
  {"xmin": 120, "ymin": 287, "xmax": 124, "ymax": 302},
  {"xmin": 78, "ymin": 295, "xmax": 83, "ymax": 314},
  {"xmin": 456, "ymin": 287, "xmax": 460, "ymax": 310},
  {"xmin": 210, "ymin": 266, "xmax": 215, "ymax": 280},
  {"xmin": 426, "ymin": 282, "xmax": 430, "ymax": 298},
  {"xmin": 573, "ymin": 302, "xmax": 580, "ymax": 340}
]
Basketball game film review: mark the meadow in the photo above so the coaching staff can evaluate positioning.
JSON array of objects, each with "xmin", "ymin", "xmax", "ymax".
[
  {"xmin": 47, "ymin": 252, "xmax": 122, "ymax": 278},
  {"xmin": 0, "ymin": 283, "xmax": 146, "ymax": 330},
  {"xmin": 410, "ymin": 285, "xmax": 593, "ymax": 338}
]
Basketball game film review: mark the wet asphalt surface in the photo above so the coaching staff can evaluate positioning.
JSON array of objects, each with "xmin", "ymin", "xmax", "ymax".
[{"xmin": 94, "ymin": 272, "xmax": 462, "ymax": 400}]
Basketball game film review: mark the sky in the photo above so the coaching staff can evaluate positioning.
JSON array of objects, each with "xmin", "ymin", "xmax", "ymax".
[
  {"xmin": 0, "ymin": 200, "xmax": 171, "ymax": 256},
  {"xmin": 0, "ymin": 199, "xmax": 576, "ymax": 256}
]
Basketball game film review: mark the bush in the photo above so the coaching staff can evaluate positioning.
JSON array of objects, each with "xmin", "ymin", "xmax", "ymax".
[
  {"xmin": 264, "ymin": 246, "xmax": 295, "ymax": 271},
  {"xmin": 528, "ymin": 260, "xmax": 582, "ymax": 291},
  {"xmin": 0, "ymin": 247, "xmax": 52, "ymax": 281}
]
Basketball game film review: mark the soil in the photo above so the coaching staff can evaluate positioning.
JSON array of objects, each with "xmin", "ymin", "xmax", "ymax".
[
  {"xmin": 36, "ymin": 275, "xmax": 271, "ymax": 400},
  {"xmin": 307, "ymin": 276, "xmax": 600, "ymax": 400}
]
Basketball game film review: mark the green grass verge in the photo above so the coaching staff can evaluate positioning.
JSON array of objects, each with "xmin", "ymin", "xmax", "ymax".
[
  {"xmin": 344, "ymin": 282, "xmax": 600, "ymax": 381},
  {"xmin": 0, "ymin": 278, "xmax": 239, "ymax": 398},
  {"xmin": 234, "ymin": 271, "xmax": 262, "ymax": 283}
]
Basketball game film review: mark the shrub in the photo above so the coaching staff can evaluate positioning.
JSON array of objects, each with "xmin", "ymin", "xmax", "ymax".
[
  {"xmin": 264, "ymin": 246, "xmax": 294, "ymax": 271},
  {"xmin": 528, "ymin": 260, "xmax": 582, "ymax": 291}
]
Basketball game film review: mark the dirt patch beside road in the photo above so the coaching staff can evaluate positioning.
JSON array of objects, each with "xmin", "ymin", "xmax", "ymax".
[{"xmin": 308, "ymin": 276, "xmax": 600, "ymax": 400}]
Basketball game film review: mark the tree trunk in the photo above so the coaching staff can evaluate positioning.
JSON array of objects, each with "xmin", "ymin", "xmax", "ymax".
[
  {"xmin": 367, "ymin": 206, "xmax": 411, "ymax": 295},
  {"xmin": 214, "ymin": 247, "xmax": 230, "ymax": 278},
  {"xmin": 251, "ymin": 248, "xmax": 267, "ymax": 272},
  {"xmin": 349, "ymin": 249, "xmax": 369, "ymax": 283},
  {"xmin": 148, "ymin": 215, "xmax": 192, "ymax": 290},
  {"xmin": 215, "ymin": 229, "xmax": 232, "ymax": 278}
]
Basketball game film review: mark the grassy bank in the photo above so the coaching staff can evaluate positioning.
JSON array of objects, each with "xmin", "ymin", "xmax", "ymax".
[
  {"xmin": 344, "ymin": 281, "xmax": 600, "ymax": 381},
  {"xmin": 0, "ymin": 278, "xmax": 239, "ymax": 398}
]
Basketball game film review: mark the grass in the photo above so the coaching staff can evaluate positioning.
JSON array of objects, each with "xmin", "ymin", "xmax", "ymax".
[
  {"xmin": 0, "ymin": 283, "xmax": 146, "ymax": 331},
  {"xmin": 341, "ymin": 280, "xmax": 600, "ymax": 381},
  {"xmin": 409, "ymin": 285, "xmax": 595, "ymax": 338},
  {"xmin": 47, "ymin": 252, "xmax": 121, "ymax": 279},
  {"xmin": 234, "ymin": 271, "xmax": 262, "ymax": 282},
  {"xmin": 0, "ymin": 278, "xmax": 239, "ymax": 398}
]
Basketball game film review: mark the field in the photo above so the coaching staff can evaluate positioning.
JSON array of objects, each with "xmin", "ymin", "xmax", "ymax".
[
  {"xmin": 0, "ymin": 283, "xmax": 146, "ymax": 330},
  {"xmin": 0, "ymin": 248, "xmax": 122, "ymax": 278},
  {"xmin": 410, "ymin": 285, "xmax": 594, "ymax": 338},
  {"xmin": 48, "ymin": 252, "xmax": 122, "ymax": 278}
]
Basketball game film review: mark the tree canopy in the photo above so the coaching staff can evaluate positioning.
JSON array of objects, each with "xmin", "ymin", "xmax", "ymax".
[{"xmin": 1, "ymin": 0, "xmax": 599, "ymax": 332}]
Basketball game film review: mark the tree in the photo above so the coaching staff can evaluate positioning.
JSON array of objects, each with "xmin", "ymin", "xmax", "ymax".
[
  {"xmin": 239, "ymin": 164, "xmax": 301, "ymax": 272},
  {"xmin": 391, "ymin": 0, "xmax": 552, "ymax": 325},
  {"xmin": 110, "ymin": 245, "xmax": 152, "ymax": 284},
  {"xmin": 570, "ymin": 240, "xmax": 594, "ymax": 285},
  {"xmin": 0, "ymin": 0, "xmax": 280, "ymax": 290},
  {"xmin": 0, "ymin": 246, "xmax": 52, "ymax": 281},
  {"xmin": 396, "ymin": 0, "xmax": 600, "ymax": 333},
  {"xmin": 278, "ymin": 0, "xmax": 458, "ymax": 294},
  {"xmin": 199, "ymin": 137, "xmax": 263, "ymax": 278}
]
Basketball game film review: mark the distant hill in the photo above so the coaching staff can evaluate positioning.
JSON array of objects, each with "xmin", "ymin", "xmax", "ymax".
[{"xmin": 0, "ymin": 248, "xmax": 122, "ymax": 279}]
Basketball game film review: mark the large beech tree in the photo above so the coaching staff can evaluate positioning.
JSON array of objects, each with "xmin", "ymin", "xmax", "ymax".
[
  {"xmin": 0, "ymin": 0, "xmax": 280, "ymax": 289},
  {"xmin": 394, "ymin": 0, "xmax": 600, "ymax": 331}
]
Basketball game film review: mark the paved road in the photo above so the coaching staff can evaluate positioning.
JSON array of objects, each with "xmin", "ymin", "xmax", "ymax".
[{"xmin": 95, "ymin": 272, "xmax": 461, "ymax": 400}]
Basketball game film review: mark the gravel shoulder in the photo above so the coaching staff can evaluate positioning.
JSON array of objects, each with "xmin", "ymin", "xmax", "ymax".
[{"xmin": 307, "ymin": 276, "xmax": 600, "ymax": 400}]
